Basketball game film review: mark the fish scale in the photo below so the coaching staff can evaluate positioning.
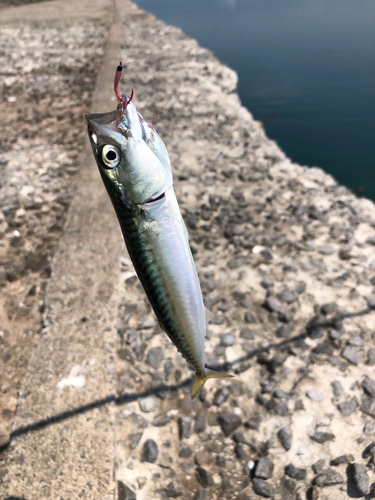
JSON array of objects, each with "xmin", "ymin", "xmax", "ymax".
[{"xmin": 105, "ymin": 179, "xmax": 195, "ymax": 365}]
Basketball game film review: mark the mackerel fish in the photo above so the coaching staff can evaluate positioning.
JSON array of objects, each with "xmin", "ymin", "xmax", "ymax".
[{"xmin": 86, "ymin": 75, "xmax": 231, "ymax": 398}]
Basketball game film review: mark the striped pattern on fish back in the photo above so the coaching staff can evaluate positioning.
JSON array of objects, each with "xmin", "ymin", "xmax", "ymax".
[{"xmin": 103, "ymin": 179, "xmax": 201, "ymax": 373}]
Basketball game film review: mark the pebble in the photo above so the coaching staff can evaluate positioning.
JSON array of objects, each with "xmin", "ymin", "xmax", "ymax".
[
  {"xmin": 126, "ymin": 328, "xmax": 137, "ymax": 344},
  {"xmin": 341, "ymin": 345, "xmax": 360, "ymax": 365},
  {"xmin": 139, "ymin": 395, "xmax": 157, "ymax": 413},
  {"xmin": 365, "ymin": 296, "xmax": 375, "ymax": 309},
  {"xmin": 132, "ymin": 341, "xmax": 147, "ymax": 361},
  {"xmin": 294, "ymin": 399, "xmax": 305, "ymax": 411},
  {"xmin": 264, "ymin": 296, "xmax": 293, "ymax": 322},
  {"xmin": 276, "ymin": 324, "xmax": 293, "ymax": 338},
  {"xmin": 274, "ymin": 389, "xmax": 291, "ymax": 399},
  {"xmin": 318, "ymin": 244, "xmax": 334, "ymax": 256},
  {"xmin": 128, "ymin": 432, "xmax": 143, "ymax": 450},
  {"xmin": 280, "ymin": 475, "xmax": 296, "ymax": 500},
  {"xmin": 337, "ymin": 400, "xmax": 357, "ymax": 416},
  {"xmin": 133, "ymin": 413, "xmax": 148, "ymax": 429},
  {"xmin": 163, "ymin": 480, "xmax": 184, "ymax": 498},
  {"xmin": 252, "ymin": 478, "xmax": 275, "ymax": 498},
  {"xmin": 331, "ymin": 380, "xmax": 345, "ymax": 398},
  {"xmin": 260, "ymin": 277, "xmax": 274, "ymax": 289},
  {"xmin": 178, "ymin": 446, "xmax": 192, "ymax": 458},
  {"xmin": 118, "ymin": 347, "xmax": 134, "ymax": 363},
  {"xmin": 348, "ymin": 463, "xmax": 369, "ymax": 496},
  {"xmin": 146, "ymin": 346, "xmax": 164, "ymax": 369},
  {"xmin": 362, "ymin": 376, "xmax": 375, "ymax": 397},
  {"xmin": 194, "ymin": 413, "xmax": 206, "ymax": 433},
  {"xmin": 306, "ymin": 389, "xmax": 324, "ymax": 402},
  {"xmin": 330, "ymin": 454, "xmax": 354, "ymax": 465},
  {"xmin": 152, "ymin": 415, "xmax": 171, "ymax": 427},
  {"xmin": 348, "ymin": 335, "xmax": 364, "ymax": 347},
  {"xmin": 240, "ymin": 327, "xmax": 256, "ymax": 339},
  {"xmin": 220, "ymin": 333, "xmax": 235, "ymax": 347},
  {"xmin": 254, "ymin": 456, "xmax": 274, "ymax": 479},
  {"xmin": 164, "ymin": 360, "xmax": 174, "ymax": 380},
  {"xmin": 195, "ymin": 466, "xmax": 214, "ymax": 488},
  {"xmin": 244, "ymin": 416, "xmax": 261, "ymax": 430},
  {"xmin": 363, "ymin": 421, "xmax": 375, "ymax": 433},
  {"xmin": 213, "ymin": 386, "xmax": 230, "ymax": 406},
  {"xmin": 361, "ymin": 397, "xmax": 375, "ymax": 418},
  {"xmin": 235, "ymin": 443, "xmax": 248, "ymax": 460},
  {"xmin": 277, "ymin": 425, "xmax": 293, "ymax": 451},
  {"xmin": 307, "ymin": 325, "xmax": 324, "ymax": 339},
  {"xmin": 328, "ymin": 356, "xmax": 341, "ymax": 366},
  {"xmin": 117, "ymin": 481, "xmax": 136, "ymax": 500},
  {"xmin": 310, "ymin": 431, "xmax": 335, "ymax": 444},
  {"xmin": 367, "ymin": 348, "xmax": 375, "ymax": 365},
  {"xmin": 268, "ymin": 352, "xmax": 288, "ymax": 372},
  {"xmin": 275, "ymin": 402, "xmax": 289, "ymax": 416},
  {"xmin": 278, "ymin": 288, "xmax": 298, "ymax": 304},
  {"xmin": 178, "ymin": 417, "xmax": 192, "ymax": 439},
  {"xmin": 312, "ymin": 342, "xmax": 333, "ymax": 355},
  {"xmin": 244, "ymin": 311, "xmax": 256, "ymax": 323},
  {"xmin": 363, "ymin": 442, "xmax": 375, "ymax": 458},
  {"xmin": 329, "ymin": 329, "xmax": 343, "ymax": 340},
  {"xmin": 320, "ymin": 302, "xmax": 338, "ymax": 315},
  {"xmin": 312, "ymin": 459, "xmax": 326, "ymax": 474},
  {"xmin": 285, "ymin": 464, "xmax": 306, "ymax": 481},
  {"xmin": 193, "ymin": 492, "xmax": 208, "ymax": 500},
  {"xmin": 218, "ymin": 412, "xmax": 242, "ymax": 436},
  {"xmin": 314, "ymin": 468, "xmax": 344, "ymax": 486},
  {"xmin": 141, "ymin": 439, "xmax": 158, "ymax": 463}
]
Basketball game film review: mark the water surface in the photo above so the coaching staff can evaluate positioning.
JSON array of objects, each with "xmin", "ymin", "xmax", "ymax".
[{"xmin": 134, "ymin": 0, "xmax": 375, "ymax": 200}]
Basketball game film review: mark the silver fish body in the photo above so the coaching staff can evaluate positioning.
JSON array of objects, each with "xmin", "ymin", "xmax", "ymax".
[{"xmin": 86, "ymin": 97, "xmax": 230, "ymax": 397}]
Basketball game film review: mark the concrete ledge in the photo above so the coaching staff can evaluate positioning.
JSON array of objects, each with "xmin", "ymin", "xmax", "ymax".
[{"xmin": 1, "ymin": 25, "xmax": 121, "ymax": 499}]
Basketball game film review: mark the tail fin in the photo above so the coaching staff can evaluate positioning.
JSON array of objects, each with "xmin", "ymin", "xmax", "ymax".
[{"xmin": 191, "ymin": 369, "xmax": 233, "ymax": 399}]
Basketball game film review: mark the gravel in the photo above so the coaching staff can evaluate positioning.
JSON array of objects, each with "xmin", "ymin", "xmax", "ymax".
[
  {"xmin": 141, "ymin": 439, "xmax": 158, "ymax": 463},
  {"xmin": 195, "ymin": 466, "xmax": 214, "ymax": 488},
  {"xmin": 310, "ymin": 432, "xmax": 335, "ymax": 444},
  {"xmin": 348, "ymin": 463, "xmax": 369, "ymax": 496},
  {"xmin": 285, "ymin": 464, "xmax": 307, "ymax": 481},
  {"xmin": 314, "ymin": 468, "xmax": 344, "ymax": 486},
  {"xmin": 218, "ymin": 412, "xmax": 242, "ymax": 436},
  {"xmin": 254, "ymin": 456, "xmax": 274, "ymax": 479},
  {"xmin": 252, "ymin": 478, "xmax": 275, "ymax": 498},
  {"xmin": 341, "ymin": 346, "xmax": 360, "ymax": 365},
  {"xmin": 362, "ymin": 377, "xmax": 375, "ymax": 397},
  {"xmin": 277, "ymin": 426, "xmax": 293, "ymax": 451},
  {"xmin": 337, "ymin": 400, "xmax": 358, "ymax": 416}
]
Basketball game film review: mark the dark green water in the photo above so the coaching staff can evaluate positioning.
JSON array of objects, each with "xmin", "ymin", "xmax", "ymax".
[{"xmin": 134, "ymin": 0, "xmax": 375, "ymax": 200}]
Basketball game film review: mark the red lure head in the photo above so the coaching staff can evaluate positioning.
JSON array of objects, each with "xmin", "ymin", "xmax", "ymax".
[{"xmin": 114, "ymin": 61, "xmax": 133, "ymax": 110}]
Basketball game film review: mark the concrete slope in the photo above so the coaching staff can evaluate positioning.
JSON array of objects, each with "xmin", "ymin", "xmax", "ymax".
[{"xmin": 1, "ymin": 21, "xmax": 122, "ymax": 500}]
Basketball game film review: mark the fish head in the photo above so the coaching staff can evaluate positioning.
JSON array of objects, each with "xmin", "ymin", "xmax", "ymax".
[{"xmin": 86, "ymin": 96, "xmax": 172, "ymax": 206}]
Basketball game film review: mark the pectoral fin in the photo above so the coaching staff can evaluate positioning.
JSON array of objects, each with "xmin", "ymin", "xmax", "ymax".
[{"xmin": 191, "ymin": 369, "xmax": 233, "ymax": 399}]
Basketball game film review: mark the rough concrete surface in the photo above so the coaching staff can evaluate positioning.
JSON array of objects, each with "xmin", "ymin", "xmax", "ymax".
[{"xmin": 1, "ymin": 0, "xmax": 375, "ymax": 499}]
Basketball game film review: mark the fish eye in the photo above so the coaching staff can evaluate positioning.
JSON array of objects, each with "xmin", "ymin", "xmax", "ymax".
[{"xmin": 101, "ymin": 145, "xmax": 120, "ymax": 169}]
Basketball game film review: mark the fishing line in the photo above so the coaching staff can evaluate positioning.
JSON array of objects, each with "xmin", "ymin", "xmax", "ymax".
[{"xmin": 112, "ymin": 0, "xmax": 123, "ymax": 63}]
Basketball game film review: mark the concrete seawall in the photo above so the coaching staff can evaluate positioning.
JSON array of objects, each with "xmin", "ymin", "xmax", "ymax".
[{"xmin": 1, "ymin": 1, "xmax": 375, "ymax": 498}]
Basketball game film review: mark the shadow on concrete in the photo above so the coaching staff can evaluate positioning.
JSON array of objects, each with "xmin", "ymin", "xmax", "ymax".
[
  {"xmin": 0, "ymin": 307, "xmax": 372, "ymax": 454},
  {"xmin": 4, "ymin": 497, "xmax": 28, "ymax": 500}
]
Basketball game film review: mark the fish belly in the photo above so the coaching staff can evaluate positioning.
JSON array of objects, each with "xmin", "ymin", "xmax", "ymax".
[{"xmin": 114, "ymin": 187, "xmax": 206, "ymax": 373}]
